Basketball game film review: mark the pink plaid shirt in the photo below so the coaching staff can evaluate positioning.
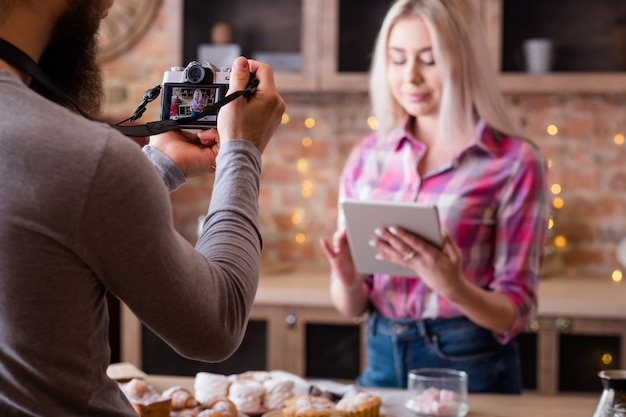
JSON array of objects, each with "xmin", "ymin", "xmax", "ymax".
[{"xmin": 337, "ymin": 119, "xmax": 550, "ymax": 343}]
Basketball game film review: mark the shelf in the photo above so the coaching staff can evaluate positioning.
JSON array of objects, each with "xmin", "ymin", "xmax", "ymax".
[
  {"xmin": 498, "ymin": 72, "xmax": 626, "ymax": 94},
  {"xmin": 179, "ymin": 0, "xmax": 626, "ymax": 94},
  {"xmin": 182, "ymin": 0, "xmax": 319, "ymax": 92}
]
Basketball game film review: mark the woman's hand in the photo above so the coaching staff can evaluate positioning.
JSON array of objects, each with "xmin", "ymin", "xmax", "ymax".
[
  {"xmin": 371, "ymin": 226, "xmax": 465, "ymax": 299},
  {"xmin": 320, "ymin": 229, "xmax": 360, "ymax": 288},
  {"xmin": 321, "ymin": 229, "xmax": 370, "ymax": 317},
  {"xmin": 148, "ymin": 128, "xmax": 220, "ymax": 177},
  {"xmin": 372, "ymin": 226, "xmax": 517, "ymax": 333}
]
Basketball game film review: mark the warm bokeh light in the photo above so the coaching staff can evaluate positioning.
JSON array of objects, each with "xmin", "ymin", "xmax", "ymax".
[
  {"xmin": 367, "ymin": 116, "xmax": 379, "ymax": 130},
  {"xmin": 552, "ymin": 197, "xmax": 564, "ymax": 209},
  {"xmin": 295, "ymin": 233, "xmax": 306, "ymax": 244},
  {"xmin": 547, "ymin": 158, "xmax": 553, "ymax": 169},
  {"xmin": 547, "ymin": 124, "xmax": 559, "ymax": 136},
  {"xmin": 547, "ymin": 218, "xmax": 554, "ymax": 229},
  {"xmin": 554, "ymin": 235, "xmax": 567, "ymax": 248},
  {"xmin": 302, "ymin": 136, "xmax": 313, "ymax": 147},
  {"xmin": 551, "ymin": 184, "xmax": 562, "ymax": 195},
  {"xmin": 301, "ymin": 180, "xmax": 313, "ymax": 198},
  {"xmin": 612, "ymin": 270, "xmax": 623, "ymax": 282},
  {"xmin": 614, "ymin": 134, "xmax": 625, "ymax": 145},
  {"xmin": 304, "ymin": 118, "xmax": 316, "ymax": 128},
  {"xmin": 297, "ymin": 158, "xmax": 309, "ymax": 174},
  {"xmin": 281, "ymin": 114, "xmax": 290, "ymax": 124},
  {"xmin": 292, "ymin": 209, "xmax": 304, "ymax": 225},
  {"xmin": 602, "ymin": 353, "xmax": 614, "ymax": 365}
]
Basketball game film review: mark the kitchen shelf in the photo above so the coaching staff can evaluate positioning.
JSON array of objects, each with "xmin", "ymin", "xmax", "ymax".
[
  {"xmin": 180, "ymin": 0, "xmax": 626, "ymax": 93},
  {"xmin": 182, "ymin": 0, "xmax": 319, "ymax": 92},
  {"xmin": 498, "ymin": 73, "xmax": 626, "ymax": 94}
]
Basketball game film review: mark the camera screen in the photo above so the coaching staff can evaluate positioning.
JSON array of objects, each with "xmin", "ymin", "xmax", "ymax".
[{"xmin": 160, "ymin": 83, "xmax": 226, "ymax": 127}]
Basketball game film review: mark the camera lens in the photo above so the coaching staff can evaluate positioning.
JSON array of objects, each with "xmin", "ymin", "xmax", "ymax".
[{"xmin": 186, "ymin": 64, "xmax": 206, "ymax": 84}]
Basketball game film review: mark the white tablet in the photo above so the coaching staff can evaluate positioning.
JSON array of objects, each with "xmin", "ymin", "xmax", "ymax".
[{"xmin": 340, "ymin": 198, "xmax": 442, "ymax": 277}]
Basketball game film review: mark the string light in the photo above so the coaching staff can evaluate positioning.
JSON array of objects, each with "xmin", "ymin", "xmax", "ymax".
[
  {"xmin": 602, "ymin": 353, "xmax": 613, "ymax": 365},
  {"xmin": 367, "ymin": 116, "xmax": 379, "ymax": 130},
  {"xmin": 295, "ymin": 233, "xmax": 306, "ymax": 244},
  {"xmin": 614, "ymin": 133, "xmax": 625, "ymax": 145},
  {"xmin": 297, "ymin": 158, "xmax": 309, "ymax": 174},
  {"xmin": 301, "ymin": 180, "xmax": 313, "ymax": 198},
  {"xmin": 547, "ymin": 124, "xmax": 558, "ymax": 136},
  {"xmin": 551, "ymin": 184, "xmax": 562, "ymax": 195},
  {"xmin": 612, "ymin": 270, "xmax": 623, "ymax": 282},
  {"xmin": 554, "ymin": 235, "xmax": 567, "ymax": 248},
  {"xmin": 302, "ymin": 136, "xmax": 313, "ymax": 147},
  {"xmin": 292, "ymin": 209, "xmax": 304, "ymax": 225},
  {"xmin": 281, "ymin": 113, "xmax": 290, "ymax": 124},
  {"xmin": 552, "ymin": 197, "xmax": 564, "ymax": 210},
  {"xmin": 304, "ymin": 118, "xmax": 316, "ymax": 128}
]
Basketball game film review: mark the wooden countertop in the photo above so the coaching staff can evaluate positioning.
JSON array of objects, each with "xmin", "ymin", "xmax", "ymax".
[
  {"xmin": 256, "ymin": 264, "xmax": 626, "ymax": 319},
  {"xmin": 144, "ymin": 374, "xmax": 598, "ymax": 417}
]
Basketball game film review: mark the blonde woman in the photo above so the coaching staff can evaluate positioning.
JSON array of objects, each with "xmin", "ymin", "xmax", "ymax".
[{"xmin": 320, "ymin": 0, "xmax": 550, "ymax": 393}]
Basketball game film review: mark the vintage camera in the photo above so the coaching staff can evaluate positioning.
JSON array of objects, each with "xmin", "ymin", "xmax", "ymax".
[{"xmin": 160, "ymin": 61, "xmax": 232, "ymax": 129}]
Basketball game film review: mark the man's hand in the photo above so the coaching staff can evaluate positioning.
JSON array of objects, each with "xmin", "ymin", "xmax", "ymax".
[
  {"xmin": 148, "ymin": 56, "xmax": 284, "ymax": 177},
  {"xmin": 217, "ymin": 56, "xmax": 286, "ymax": 153},
  {"xmin": 148, "ymin": 128, "xmax": 220, "ymax": 177}
]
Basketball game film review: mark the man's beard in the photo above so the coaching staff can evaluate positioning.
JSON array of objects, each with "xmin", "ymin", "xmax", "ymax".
[{"xmin": 31, "ymin": 1, "xmax": 104, "ymax": 116}]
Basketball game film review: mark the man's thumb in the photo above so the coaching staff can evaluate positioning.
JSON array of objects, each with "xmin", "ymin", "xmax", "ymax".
[{"xmin": 228, "ymin": 56, "xmax": 250, "ymax": 93}]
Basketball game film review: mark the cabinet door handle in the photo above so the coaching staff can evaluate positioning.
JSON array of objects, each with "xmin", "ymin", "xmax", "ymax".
[
  {"xmin": 528, "ymin": 318, "xmax": 541, "ymax": 332},
  {"xmin": 285, "ymin": 313, "xmax": 297, "ymax": 328},
  {"xmin": 555, "ymin": 317, "xmax": 572, "ymax": 333}
]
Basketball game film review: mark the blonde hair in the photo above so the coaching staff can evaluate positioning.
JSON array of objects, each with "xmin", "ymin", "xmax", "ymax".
[{"xmin": 369, "ymin": 0, "xmax": 518, "ymax": 142}]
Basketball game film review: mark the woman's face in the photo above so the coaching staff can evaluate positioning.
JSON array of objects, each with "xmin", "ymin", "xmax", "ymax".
[{"xmin": 386, "ymin": 16, "xmax": 443, "ymax": 119}]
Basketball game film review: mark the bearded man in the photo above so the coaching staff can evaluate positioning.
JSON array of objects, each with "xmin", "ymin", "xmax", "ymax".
[{"xmin": 0, "ymin": 1, "xmax": 285, "ymax": 416}]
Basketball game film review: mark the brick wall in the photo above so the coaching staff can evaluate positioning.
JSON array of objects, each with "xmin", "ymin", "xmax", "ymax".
[{"xmin": 100, "ymin": 0, "xmax": 626, "ymax": 277}]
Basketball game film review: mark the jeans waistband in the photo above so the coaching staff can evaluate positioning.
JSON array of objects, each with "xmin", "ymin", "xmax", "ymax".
[{"xmin": 367, "ymin": 310, "xmax": 474, "ymax": 338}]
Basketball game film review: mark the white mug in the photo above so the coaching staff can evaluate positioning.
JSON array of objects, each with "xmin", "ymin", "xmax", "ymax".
[{"xmin": 522, "ymin": 38, "xmax": 553, "ymax": 74}]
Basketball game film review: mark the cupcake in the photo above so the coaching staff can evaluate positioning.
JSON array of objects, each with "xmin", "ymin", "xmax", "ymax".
[
  {"xmin": 118, "ymin": 378, "xmax": 170, "ymax": 417},
  {"xmin": 283, "ymin": 395, "xmax": 337, "ymax": 417},
  {"xmin": 197, "ymin": 397, "xmax": 238, "ymax": 417},
  {"xmin": 163, "ymin": 386, "xmax": 199, "ymax": 410},
  {"xmin": 335, "ymin": 392, "xmax": 381, "ymax": 417}
]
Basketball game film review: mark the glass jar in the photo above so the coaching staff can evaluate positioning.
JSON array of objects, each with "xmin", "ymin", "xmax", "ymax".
[{"xmin": 592, "ymin": 370, "xmax": 626, "ymax": 417}]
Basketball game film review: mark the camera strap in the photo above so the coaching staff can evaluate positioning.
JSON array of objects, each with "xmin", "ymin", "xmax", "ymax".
[
  {"xmin": 0, "ymin": 37, "xmax": 98, "ymax": 122},
  {"xmin": 0, "ymin": 38, "xmax": 258, "ymax": 137}
]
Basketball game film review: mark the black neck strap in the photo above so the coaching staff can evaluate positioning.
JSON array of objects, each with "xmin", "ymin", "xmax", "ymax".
[{"xmin": 0, "ymin": 38, "xmax": 258, "ymax": 137}]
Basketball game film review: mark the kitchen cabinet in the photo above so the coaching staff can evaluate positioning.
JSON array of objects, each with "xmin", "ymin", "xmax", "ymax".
[
  {"xmin": 318, "ymin": 0, "xmax": 490, "ymax": 91},
  {"xmin": 117, "ymin": 266, "xmax": 626, "ymax": 394},
  {"xmin": 182, "ymin": 0, "xmax": 626, "ymax": 94},
  {"xmin": 522, "ymin": 275, "xmax": 626, "ymax": 394},
  {"xmin": 251, "ymin": 304, "xmax": 365, "ymax": 380},
  {"xmin": 123, "ymin": 304, "xmax": 364, "ymax": 380},
  {"xmin": 495, "ymin": 0, "xmax": 626, "ymax": 93},
  {"xmin": 526, "ymin": 316, "xmax": 626, "ymax": 394},
  {"xmin": 118, "ymin": 266, "xmax": 365, "ymax": 379},
  {"xmin": 182, "ymin": 0, "xmax": 319, "ymax": 92}
]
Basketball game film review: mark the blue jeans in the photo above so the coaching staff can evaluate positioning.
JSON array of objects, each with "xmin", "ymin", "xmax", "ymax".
[{"xmin": 356, "ymin": 311, "xmax": 522, "ymax": 393}]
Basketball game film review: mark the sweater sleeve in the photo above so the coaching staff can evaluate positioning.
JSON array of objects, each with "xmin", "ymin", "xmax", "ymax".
[
  {"xmin": 142, "ymin": 145, "xmax": 186, "ymax": 192},
  {"xmin": 79, "ymin": 134, "xmax": 263, "ymax": 361}
]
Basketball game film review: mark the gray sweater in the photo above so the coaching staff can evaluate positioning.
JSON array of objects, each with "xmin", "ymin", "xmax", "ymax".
[{"xmin": 0, "ymin": 71, "xmax": 262, "ymax": 416}]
